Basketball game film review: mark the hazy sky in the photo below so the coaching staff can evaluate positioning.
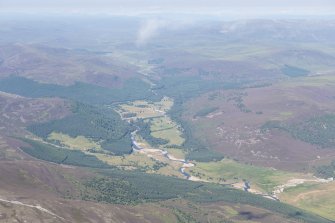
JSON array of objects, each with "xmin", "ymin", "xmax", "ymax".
[{"xmin": 1, "ymin": 0, "xmax": 334, "ymax": 16}]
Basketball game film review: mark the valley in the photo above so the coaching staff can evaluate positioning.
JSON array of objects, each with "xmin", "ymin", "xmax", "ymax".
[{"xmin": 0, "ymin": 14, "xmax": 335, "ymax": 222}]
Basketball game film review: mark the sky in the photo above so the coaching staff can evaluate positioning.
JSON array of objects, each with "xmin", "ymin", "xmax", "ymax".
[{"xmin": 1, "ymin": 0, "xmax": 334, "ymax": 16}]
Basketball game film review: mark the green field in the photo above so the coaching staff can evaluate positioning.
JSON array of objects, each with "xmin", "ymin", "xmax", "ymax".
[
  {"xmin": 94, "ymin": 152, "xmax": 161, "ymax": 172},
  {"xmin": 48, "ymin": 132, "xmax": 102, "ymax": 151},
  {"xmin": 150, "ymin": 116, "xmax": 185, "ymax": 146},
  {"xmin": 280, "ymin": 181, "xmax": 335, "ymax": 221},
  {"xmin": 187, "ymin": 159, "xmax": 305, "ymax": 193},
  {"xmin": 116, "ymin": 97, "xmax": 173, "ymax": 120}
]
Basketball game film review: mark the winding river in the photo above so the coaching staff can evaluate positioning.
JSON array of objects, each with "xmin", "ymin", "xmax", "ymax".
[
  {"xmin": 129, "ymin": 123, "xmax": 298, "ymax": 201},
  {"xmin": 130, "ymin": 129, "xmax": 197, "ymax": 180}
]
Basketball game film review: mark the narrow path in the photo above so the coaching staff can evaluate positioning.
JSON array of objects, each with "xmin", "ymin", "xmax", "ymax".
[{"xmin": 0, "ymin": 197, "xmax": 67, "ymax": 221}]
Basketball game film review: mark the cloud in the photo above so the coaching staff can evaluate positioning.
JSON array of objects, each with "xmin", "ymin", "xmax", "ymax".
[
  {"xmin": 136, "ymin": 19, "xmax": 167, "ymax": 46},
  {"xmin": 135, "ymin": 18, "xmax": 194, "ymax": 47}
]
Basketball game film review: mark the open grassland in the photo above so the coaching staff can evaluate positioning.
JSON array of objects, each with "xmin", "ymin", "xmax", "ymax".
[
  {"xmin": 150, "ymin": 116, "xmax": 175, "ymax": 131},
  {"xmin": 153, "ymin": 127, "xmax": 184, "ymax": 146},
  {"xmin": 187, "ymin": 159, "xmax": 306, "ymax": 193},
  {"xmin": 153, "ymin": 97, "xmax": 174, "ymax": 112},
  {"xmin": 165, "ymin": 148, "xmax": 186, "ymax": 160},
  {"xmin": 150, "ymin": 116, "xmax": 184, "ymax": 146},
  {"xmin": 117, "ymin": 97, "xmax": 173, "ymax": 120},
  {"xmin": 48, "ymin": 132, "xmax": 102, "ymax": 151},
  {"xmin": 279, "ymin": 181, "xmax": 335, "ymax": 221},
  {"xmin": 94, "ymin": 152, "xmax": 158, "ymax": 171},
  {"xmin": 118, "ymin": 102, "xmax": 162, "ymax": 119},
  {"xmin": 156, "ymin": 165, "xmax": 185, "ymax": 178}
]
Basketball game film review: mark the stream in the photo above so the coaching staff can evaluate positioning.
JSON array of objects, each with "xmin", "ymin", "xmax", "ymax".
[{"xmin": 130, "ymin": 129, "xmax": 196, "ymax": 180}]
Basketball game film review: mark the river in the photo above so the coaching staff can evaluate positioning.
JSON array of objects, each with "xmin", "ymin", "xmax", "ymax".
[{"xmin": 130, "ymin": 129, "xmax": 198, "ymax": 180}]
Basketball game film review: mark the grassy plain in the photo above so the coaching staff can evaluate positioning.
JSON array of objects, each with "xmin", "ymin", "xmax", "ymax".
[
  {"xmin": 48, "ymin": 132, "xmax": 102, "ymax": 151},
  {"xmin": 94, "ymin": 152, "xmax": 158, "ymax": 171},
  {"xmin": 117, "ymin": 97, "xmax": 173, "ymax": 120},
  {"xmin": 165, "ymin": 148, "xmax": 186, "ymax": 160},
  {"xmin": 187, "ymin": 159, "xmax": 305, "ymax": 193},
  {"xmin": 279, "ymin": 181, "xmax": 335, "ymax": 221},
  {"xmin": 150, "ymin": 116, "xmax": 184, "ymax": 146}
]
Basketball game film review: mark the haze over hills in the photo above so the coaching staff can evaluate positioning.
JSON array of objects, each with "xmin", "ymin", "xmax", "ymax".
[{"xmin": 1, "ymin": 4, "xmax": 335, "ymax": 223}]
